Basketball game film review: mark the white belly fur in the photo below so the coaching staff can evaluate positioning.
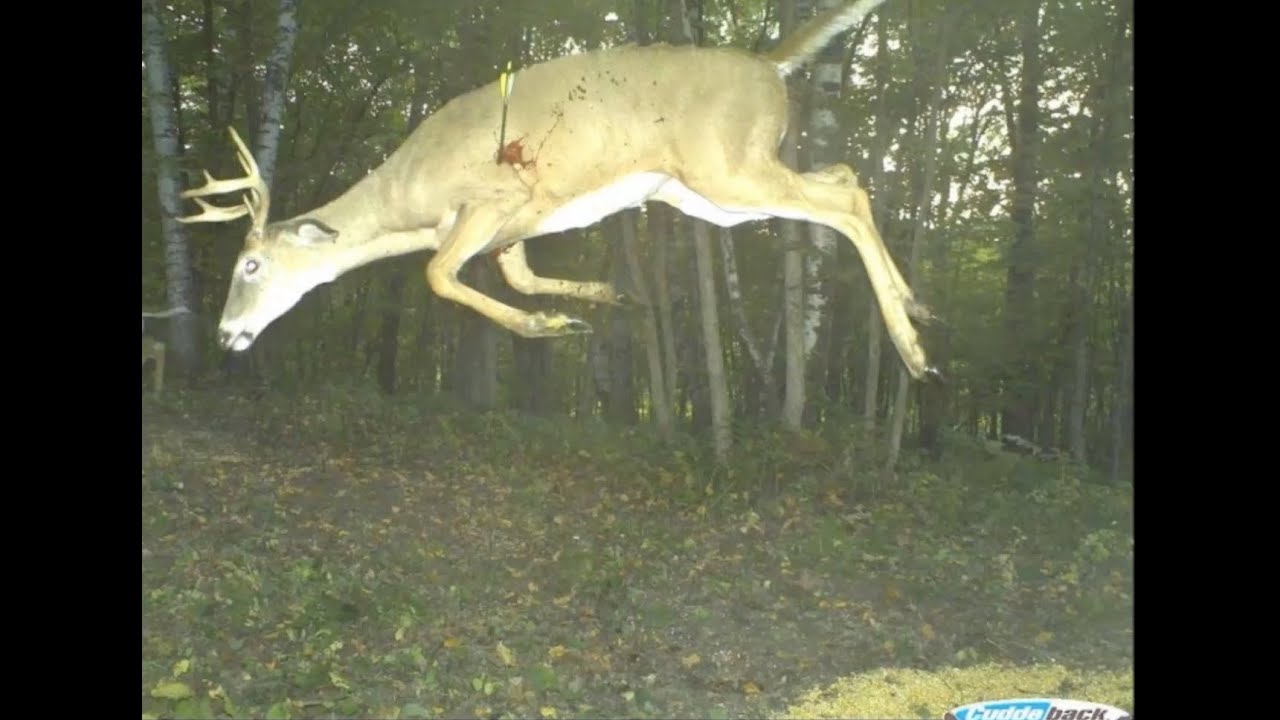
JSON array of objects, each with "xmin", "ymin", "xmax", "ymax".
[{"xmin": 533, "ymin": 172, "xmax": 772, "ymax": 235}]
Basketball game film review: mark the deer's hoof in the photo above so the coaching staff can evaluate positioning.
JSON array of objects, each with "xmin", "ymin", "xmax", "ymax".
[
  {"xmin": 531, "ymin": 312, "xmax": 593, "ymax": 336},
  {"xmin": 906, "ymin": 297, "xmax": 936, "ymax": 325}
]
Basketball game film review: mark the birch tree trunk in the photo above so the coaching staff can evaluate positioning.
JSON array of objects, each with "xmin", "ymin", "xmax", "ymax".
[
  {"xmin": 662, "ymin": 0, "xmax": 728, "ymax": 443},
  {"xmin": 801, "ymin": 0, "xmax": 852, "ymax": 404},
  {"xmin": 693, "ymin": 222, "xmax": 731, "ymax": 462},
  {"xmin": 253, "ymin": 0, "xmax": 298, "ymax": 191},
  {"xmin": 779, "ymin": 0, "xmax": 807, "ymax": 430},
  {"xmin": 143, "ymin": 0, "xmax": 201, "ymax": 380}
]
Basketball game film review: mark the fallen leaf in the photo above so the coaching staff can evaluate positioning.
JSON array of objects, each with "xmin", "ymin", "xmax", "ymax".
[
  {"xmin": 548, "ymin": 645, "xmax": 568, "ymax": 660},
  {"xmin": 921, "ymin": 623, "xmax": 936, "ymax": 641},
  {"xmin": 743, "ymin": 681, "xmax": 761, "ymax": 695},
  {"xmin": 330, "ymin": 671, "xmax": 351, "ymax": 690},
  {"xmin": 681, "ymin": 653, "xmax": 701, "ymax": 668},
  {"xmin": 443, "ymin": 637, "xmax": 461, "ymax": 649},
  {"xmin": 496, "ymin": 641, "xmax": 516, "ymax": 666},
  {"xmin": 540, "ymin": 707, "xmax": 558, "ymax": 718},
  {"xmin": 150, "ymin": 681, "xmax": 193, "ymax": 700}
]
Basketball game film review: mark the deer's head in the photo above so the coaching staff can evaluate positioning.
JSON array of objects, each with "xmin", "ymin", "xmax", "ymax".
[{"xmin": 177, "ymin": 128, "xmax": 340, "ymax": 352}]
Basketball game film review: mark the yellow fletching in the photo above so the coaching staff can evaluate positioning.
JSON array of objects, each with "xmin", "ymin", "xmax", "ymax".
[
  {"xmin": 501, "ymin": 61, "xmax": 518, "ymax": 102},
  {"xmin": 499, "ymin": 61, "xmax": 514, "ymax": 101}
]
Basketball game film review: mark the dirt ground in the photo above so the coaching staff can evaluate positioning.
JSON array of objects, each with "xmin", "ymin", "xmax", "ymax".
[{"xmin": 142, "ymin": 390, "xmax": 1133, "ymax": 719}]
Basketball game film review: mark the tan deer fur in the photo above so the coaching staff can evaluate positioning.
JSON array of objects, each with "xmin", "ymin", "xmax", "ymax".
[{"xmin": 178, "ymin": 0, "xmax": 937, "ymax": 379}]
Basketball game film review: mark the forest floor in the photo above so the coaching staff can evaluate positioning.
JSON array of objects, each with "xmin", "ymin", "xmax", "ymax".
[{"xmin": 142, "ymin": 386, "xmax": 1133, "ymax": 719}]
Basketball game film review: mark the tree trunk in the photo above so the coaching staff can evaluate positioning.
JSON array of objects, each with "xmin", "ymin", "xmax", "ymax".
[
  {"xmin": 456, "ymin": 262, "xmax": 500, "ymax": 410},
  {"xmin": 801, "ymin": 0, "xmax": 852, "ymax": 410},
  {"xmin": 579, "ymin": 329, "xmax": 608, "ymax": 419},
  {"xmin": 143, "ymin": 0, "xmax": 201, "ymax": 381},
  {"xmin": 922, "ymin": 97, "xmax": 988, "ymax": 457},
  {"xmin": 1001, "ymin": 0, "xmax": 1043, "ymax": 441},
  {"xmin": 682, "ymin": 232, "xmax": 711, "ymax": 432},
  {"xmin": 376, "ymin": 56, "xmax": 434, "ymax": 395},
  {"xmin": 863, "ymin": 9, "xmax": 893, "ymax": 424},
  {"xmin": 512, "ymin": 334, "xmax": 554, "ymax": 415},
  {"xmin": 693, "ymin": 221, "xmax": 731, "ymax": 462},
  {"xmin": 649, "ymin": 204, "xmax": 680, "ymax": 421},
  {"xmin": 886, "ymin": 14, "xmax": 947, "ymax": 473},
  {"xmin": 720, "ymin": 228, "xmax": 781, "ymax": 418},
  {"xmin": 236, "ymin": 0, "xmax": 258, "ymax": 144},
  {"xmin": 1110, "ymin": 292, "xmax": 1132, "ymax": 483},
  {"xmin": 607, "ymin": 220, "xmax": 639, "ymax": 425},
  {"xmin": 781, "ymin": 182, "xmax": 806, "ymax": 428},
  {"xmin": 376, "ymin": 271, "xmax": 406, "ymax": 393},
  {"xmin": 622, "ymin": 210, "xmax": 674, "ymax": 438},
  {"xmin": 1070, "ymin": 0, "xmax": 1130, "ymax": 463},
  {"xmin": 201, "ymin": 0, "xmax": 227, "ymax": 133},
  {"xmin": 778, "ymin": 0, "xmax": 807, "ymax": 431}
]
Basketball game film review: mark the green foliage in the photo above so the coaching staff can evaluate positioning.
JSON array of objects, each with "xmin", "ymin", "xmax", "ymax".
[{"xmin": 144, "ymin": 0, "xmax": 1132, "ymax": 476}]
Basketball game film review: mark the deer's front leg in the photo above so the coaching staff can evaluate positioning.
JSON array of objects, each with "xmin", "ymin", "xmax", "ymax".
[
  {"xmin": 425, "ymin": 206, "xmax": 594, "ymax": 337},
  {"xmin": 493, "ymin": 242, "xmax": 625, "ymax": 305}
]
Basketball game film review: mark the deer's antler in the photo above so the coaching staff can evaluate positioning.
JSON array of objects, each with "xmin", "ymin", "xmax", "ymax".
[{"xmin": 176, "ymin": 127, "xmax": 270, "ymax": 235}]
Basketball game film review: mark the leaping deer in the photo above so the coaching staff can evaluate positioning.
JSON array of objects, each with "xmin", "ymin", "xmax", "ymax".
[{"xmin": 177, "ymin": 0, "xmax": 938, "ymax": 379}]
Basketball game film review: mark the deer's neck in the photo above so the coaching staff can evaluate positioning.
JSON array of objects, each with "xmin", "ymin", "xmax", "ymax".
[
  {"xmin": 302, "ymin": 171, "xmax": 445, "ymax": 274},
  {"xmin": 307, "ymin": 172, "xmax": 391, "ymax": 247}
]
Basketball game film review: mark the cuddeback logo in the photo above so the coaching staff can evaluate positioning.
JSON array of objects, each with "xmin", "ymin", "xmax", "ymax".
[{"xmin": 943, "ymin": 698, "xmax": 1131, "ymax": 720}]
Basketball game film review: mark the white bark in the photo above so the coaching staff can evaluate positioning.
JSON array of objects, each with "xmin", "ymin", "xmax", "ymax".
[
  {"xmin": 802, "ymin": 0, "xmax": 848, "ymax": 358},
  {"xmin": 780, "ymin": 0, "xmax": 807, "ymax": 430},
  {"xmin": 719, "ymin": 230, "xmax": 766, "ymax": 375},
  {"xmin": 254, "ymin": 0, "xmax": 299, "ymax": 190},
  {"xmin": 143, "ymin": 0, "xmax": 200, "ymax": 376}
]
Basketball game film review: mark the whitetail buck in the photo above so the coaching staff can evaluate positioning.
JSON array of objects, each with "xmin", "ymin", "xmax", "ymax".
[{"xmin": 178, "ymin": 0, "xmax": 938, "ymax": 380}]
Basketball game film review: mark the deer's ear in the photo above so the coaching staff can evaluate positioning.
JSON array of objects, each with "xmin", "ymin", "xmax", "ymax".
[{"xmin": 291, "ymin": 220, "xmax": 339, "ymax": 246}]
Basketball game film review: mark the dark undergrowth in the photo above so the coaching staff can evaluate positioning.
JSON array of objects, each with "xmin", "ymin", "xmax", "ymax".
[{"xmin": 142, "ymin": 383, "xmax": 1133, "ymax": 719}]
